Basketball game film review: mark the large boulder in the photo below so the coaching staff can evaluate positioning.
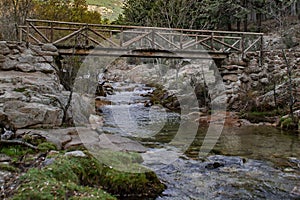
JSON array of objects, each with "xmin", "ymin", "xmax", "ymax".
[{"xmin": 3, "ymin": 101, "xmax": 63, "ymax": 128}]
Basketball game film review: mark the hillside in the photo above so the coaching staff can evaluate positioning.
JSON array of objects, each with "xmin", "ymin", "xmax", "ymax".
[{"xmin": 86, "ymin": 0, "xmax": 124, "ymax": 21}]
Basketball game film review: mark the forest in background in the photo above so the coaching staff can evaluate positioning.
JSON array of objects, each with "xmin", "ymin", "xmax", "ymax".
[{"xmin": 0, "ymin": 0, "xmax": 300, "ymax": 41}]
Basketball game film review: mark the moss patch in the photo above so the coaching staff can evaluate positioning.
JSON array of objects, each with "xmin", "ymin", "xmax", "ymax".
[
  {"xmin": 13, "ymin": 87, "xmax": 26, "ymax": 93},
  {"xmin": 0, "ymin": 164, "xmax": 19, "ymax": 172},
  {"xmin": 12, "ymin": 152, "xmax": 165, "ymax": 199}
]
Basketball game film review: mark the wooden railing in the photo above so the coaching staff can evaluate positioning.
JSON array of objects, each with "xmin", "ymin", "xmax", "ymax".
[{"xmin": 19, "ymin": 19, "xmax": 264, "ymax": 58}]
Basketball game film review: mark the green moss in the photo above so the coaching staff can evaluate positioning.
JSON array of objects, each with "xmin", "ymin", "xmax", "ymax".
[
  {"xmin": 240, "ymin": 111, "xmax": 278, "ymax": 123},
  {"xmin": 37, "ymin": 142, "xmax": 57, "ymax": 152},
  {"xmin": 280, "ymin": 117, "xmax": 294, "ymax": 129},
  {"xmin": 12, "ymin": 152, "xmax": 165, "ymax": 199},
  {"xmin": 0, "ymin": 164, "xmax": 20, "ymax": 172},
  {"xmin": 0, "ymin": 145, "xmax": 35, "ymax": 158},
  {"xmin": 22, "ymin": 134, "xmax": 47, "ymax": 146},
  {"xmin": 13, "ymin": 87, "xmax": 26, "ymax": 93}
]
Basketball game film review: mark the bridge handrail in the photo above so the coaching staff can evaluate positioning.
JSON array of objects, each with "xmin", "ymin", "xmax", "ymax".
[
  {"xmin": 19, "ymin": 19, "xmax": 264, "ymax": 61},
  {"xmin": 24, "ymin": 19, "xmax": 263, "ymax": 36}
]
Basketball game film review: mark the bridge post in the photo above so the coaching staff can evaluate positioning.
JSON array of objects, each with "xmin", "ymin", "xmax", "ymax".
[
  {"xmin": 26, "ymin": 21, "xmax": 29, "ymax": 47},
  {"xmin": 151, "ymin": 29, "xmax": 155, "ymax": 48},
  {"xmin": 120, "ymin": 27, "xmax": 124, "ymax": 47},
  {"xmin": 85, "ymin": 24, "xmax": 89, "ymax": 47},
  {"xmin": 210, "ymin": 32, "xmax": 214, "ymax": 50},
  {"xmin": 259, "ymin": 35, "xmax": 264, "ymax": 66},
  {"xmin": 180, "ymin": 30, "xmax": 183, "ymax": 49},
  {"xmin": 19, "ymin": 26, "xmax": 22, "ymax": 43},
  {"xmin": 50, "ymin": 22, "xmax": 53, "ymax": 43},
  {"xmin": 241, "ymin": 34, "xmax": 245, "ymax": 58}
]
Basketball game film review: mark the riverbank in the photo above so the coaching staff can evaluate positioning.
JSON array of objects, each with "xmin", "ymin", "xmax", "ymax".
[{"xmin": 0, "ymin": 127, "xmax": 165, "ymax": 199}]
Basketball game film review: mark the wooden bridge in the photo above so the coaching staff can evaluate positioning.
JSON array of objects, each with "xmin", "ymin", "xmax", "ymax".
[{"xmin": 19, "ymin": 19, "xmax": 264, "ymax": 60}]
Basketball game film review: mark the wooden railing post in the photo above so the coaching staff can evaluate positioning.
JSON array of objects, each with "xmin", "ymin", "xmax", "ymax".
[
  {"xmin": 50, "ymin": 22, "xmax": 53, "ymax": 43},
  {"xmin": 241, "ymin": 33, "xmax": 245, "ymax": 57},
  {"xmin": 26, "ymin": 20, "xmax": 29, "ymax": 47},
  {"xmin": 85, "ymin": 24, "xmax": 89, "ymax": 47},
  {"xmin": 151, "ymin": 29, "xmax": 155, "ymax": 48},
  {"xmin": 180, "ymin": 30, "xmax": 183, "ymax": 49},
  {"xmin": 210, "ymin": 32, "xmax": 214, "ymax": 50},
  {"xmin": 19, "ymin": 26, "xmax": 23, "ymax": 43},
  {"xmin": 259, "ymin": 34, "xmax": 264, "ymax": 66},
  {"xmin": 120, "ymin": 27, "xmax": 123, "ymax": 47}
]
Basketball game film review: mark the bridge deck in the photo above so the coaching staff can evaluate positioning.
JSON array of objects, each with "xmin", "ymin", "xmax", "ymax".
[{"xmin": 19, "ymin": 19, "xmax": 263, "ymax": 59}]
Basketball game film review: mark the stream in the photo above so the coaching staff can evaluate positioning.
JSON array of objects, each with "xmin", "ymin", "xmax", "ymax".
[{"xmin": 99, "ymin": 82, "xmax": 300, "ymax": 200}]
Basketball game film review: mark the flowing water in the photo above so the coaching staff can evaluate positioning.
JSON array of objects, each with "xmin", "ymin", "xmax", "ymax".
[{"xmin": 100, "ymin": 83, "xmax": 300, "ymax": 200}]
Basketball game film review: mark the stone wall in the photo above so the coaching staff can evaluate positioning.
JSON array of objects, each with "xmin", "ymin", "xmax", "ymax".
[
  {"xmin": 0, "ymin": 41, "xmax": 65, "ymax": 129},
  {"xmin": 221, "ymin": 50, "xmax": 300, "ymax": 110}
]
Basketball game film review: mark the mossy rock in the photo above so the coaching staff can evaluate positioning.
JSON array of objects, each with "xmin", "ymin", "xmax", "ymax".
[
  {"xmin": 37, "ymin": 142, "xmax": 57, "ymax": 152},
  {"xmin": 0, "ymin": 164, "xmax": 19, "ymax": 172},
  {"xmin": 12, "ymin": 152, "xmax": 165, "ymax": 199},
  {"xmin": 0, "ymin": 145, "xmax": 35, "ymax": 158},
  {"xmin": 280, "ymin": 117, "xmax": 297, "ymax": 130}
]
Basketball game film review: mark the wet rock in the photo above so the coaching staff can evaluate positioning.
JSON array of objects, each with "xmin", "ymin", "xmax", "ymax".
[
  {"xmin": 41, "ymin": 44, "xmax": 57, "ymax": 52},
  {"xmin": 205, "ymin": 162, "xmax": 225, "ymax": 169},
  {"xmin": 98, "ymin": 134, "xmax": 147, "ymax": 153},
  {"xmin": 0, "ymin": 154, "xmax": 11, "ymax": 162},
  {"xmin": 64, "ymin": 150, "xmax": 86, "ymax": 157},
  {"xmin": 42, "ymin": 158, "xmax": 56, "ymax": 167}
]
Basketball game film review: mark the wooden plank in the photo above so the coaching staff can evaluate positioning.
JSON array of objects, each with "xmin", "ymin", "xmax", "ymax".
[
  {"xmin": 80, "ymin": 33, "xmax": 103, "ymax": 47},
  {"xmin": 88, "ymin": 28, "xmax": 119, "ymax": 47},
  {"xmin": 243, "ymin": 37, "xmax": 261, "ymax": 53},
  {"xmin": 53, "ymin": 27, "xmax": 85, "ymax": 45},
  {"xmin": 122, "ymin": 31, "xmax": 151, "ymax": 47},
  {"xmin": 226, "ymin": 40, "xmax": 240, "ymax": 52},
  {"xmin": 58, "ymin": 47, "xmax": 229, "ymax": 59},
  {"xmin": 183, "ymin": 36, "xmax": 211, "ymax": 50},
  {"xmin": 28, "ymin": 33, "xmax": 42, "ymax": 44},
  {"xmin": 145, "ymin": 36, "xmax": 164, "ymax": 49},
  {"xmin": 213, "ymin": 38, "xmax": 241, "ymax": 52},
  {"xmin": 156, "ymin": 32, "xmax": 180, "ymax": 49},
  {"xmin": 29, "ymin": 23, "xmax": 50, "ymax": 43}
]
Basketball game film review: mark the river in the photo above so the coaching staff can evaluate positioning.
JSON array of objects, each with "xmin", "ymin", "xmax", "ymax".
[{"xmin": 99, "ymin": 82, "xmax": 300, "ymax": 200}]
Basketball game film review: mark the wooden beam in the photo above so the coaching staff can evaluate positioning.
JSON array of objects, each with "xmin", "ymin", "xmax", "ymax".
[
  {"xmin": 53, "ymin": 27, "xmax": 85, "ymax": 45},
  {"xmin": 58, "ymin": 47, "xmax": 228, "ymax": 59},
  {"xmin": 88, "ymin": 28, "xmax": 119, "ymax": 47},
  {"xmin": 29, "ymin": 22, "xmax": 50, "ymax": 43}
]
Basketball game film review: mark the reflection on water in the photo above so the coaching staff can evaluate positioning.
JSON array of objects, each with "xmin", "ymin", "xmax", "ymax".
[
  {"xmin": 189, "ymin": 126, "xmax": 300, "ymax": 165},
  {"xmin": 101, "ymin": 82, "xmax": 300, "ymax": 167},
  {"xmin": 100, "ymin": 82, "xmax": 300, "ymax": 199}
]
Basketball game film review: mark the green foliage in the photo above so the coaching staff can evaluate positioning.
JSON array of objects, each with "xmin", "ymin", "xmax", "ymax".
[
  {"xmin": 34, "ymin": 0, "xmax": 103, "ymax": 24},
  {"xmin": 13, "ymin": 87, "xmax": 27, "ymax": 93},
  {"xmin": 37, "ymin": 142, "xmax": 57, "ymax": 152},
  {"xmin": 280, "ymin": 117, "xmax": 295, "ymax": 129},
  {"xmin": 0, "ymin": 164, "xmax": 20, "ymax": 172},
  {"xmin": 12, "ymin": 152, "xmax": 164, "ymax": 199},
  {"xmin": 86, "ymin": 0, "xmax": 123, "ymax": 20},
  {"xmin": 120, "ymin": 0, "xmax": 299, "ymax": 31},
  {"xmin": 0, "ymin": 145, "xmax": 35, "ymax": 158},
  {"xmin": 14, "ymin": 167, "xmax": 115, "ymax": 200}
]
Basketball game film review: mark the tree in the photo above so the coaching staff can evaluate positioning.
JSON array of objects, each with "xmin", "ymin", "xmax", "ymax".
[
  {"xmin": 122, "ymin": 0, "xmax": 207, "ymax": 29},
  {"xmin": 0, "ymin": 0, "xmax": 34, "ymax": 40},
  {"xmin": 34, "ymin": 0, "xmax": 103, "ymax": 23}
]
